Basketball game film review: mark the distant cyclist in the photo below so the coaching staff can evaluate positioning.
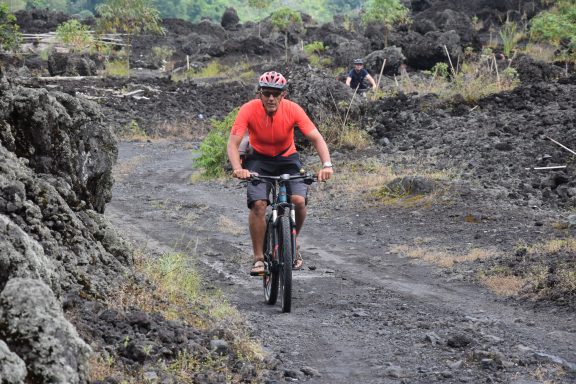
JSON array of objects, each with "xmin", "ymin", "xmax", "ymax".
[
  {"xmin": 345, "ymin": 58, "xmax": 377, "ymax": 95},
  {"xmin": 227, "ymin": 71, "xmax": 334, "ymax": 276}
]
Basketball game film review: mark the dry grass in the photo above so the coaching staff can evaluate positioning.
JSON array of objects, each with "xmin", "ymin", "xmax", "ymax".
[
  {"xmin": 112, "ymin": 155, "xmax": 144, "ymax": 181},
  {"xmin": 385, "ymin": 54, "xmax": 520, "ymax": 104},
  {"xmin": 526, "ymin": 238, "xmax": 576, "ymax": 254},
  {"xmin": 150, "ymin": 118, "xmax": 209, "ymax": 140},
  {"xmin": 89, "ymin": 354, "xmax": 123, "ymax": 381},
  {"xmin": 316, "ymin": 116, "xmax": 372, "ymax": 150},
  {"xmin": 311, "ymin": 155, "xmax": 457, "ymax": 208},
  {"xmin": 523, "ymin": 43, "xmax": 557, "ymax": 63},
  {"xmin": 480, "ymin": 274, "xmax": 526, "ymax": 296},
  {"xmin": 217, "ymin": 215, "xmax": 243, "ymax": 235},
  {"xmin": 391, "ymin": 244, "xmax": 499, "ymax": 268},
  {"xmin": 94, "ymin": 249, "xmax": 266, "ymax": 382},
  {"xmin": 172, "ymin": 60, "xmax": 256, "ymax": 84}
]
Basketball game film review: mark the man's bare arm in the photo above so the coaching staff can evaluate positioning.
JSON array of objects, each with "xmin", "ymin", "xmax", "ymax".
[
  {"xmin": 305, "ymin": 129, "xmax": 333, "ymax": 182},
  {"xmin": 227, "ymin": 134, "xmax": 251, "ymax": 179}
]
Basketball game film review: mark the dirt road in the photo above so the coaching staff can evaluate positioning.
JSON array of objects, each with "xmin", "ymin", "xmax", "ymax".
[{"xmin": 107, "ymin": 141, "xmax": 576, "ymax": 383}]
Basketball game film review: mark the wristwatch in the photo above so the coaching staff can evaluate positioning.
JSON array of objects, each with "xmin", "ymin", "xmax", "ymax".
[{"xmin": 322, "ymin": 161, "xmax": 333, "ymax": 168}]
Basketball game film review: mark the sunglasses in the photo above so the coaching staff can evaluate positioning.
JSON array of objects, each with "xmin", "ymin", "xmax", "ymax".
[{"xmin": 260, "ymin": 90, "xmax": 283, "ymax": 98}]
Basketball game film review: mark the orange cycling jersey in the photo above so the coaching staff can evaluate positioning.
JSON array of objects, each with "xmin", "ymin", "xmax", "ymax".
[{"xmin": 231, "ymin": 99, "xmax": 317, "ymax": 157}]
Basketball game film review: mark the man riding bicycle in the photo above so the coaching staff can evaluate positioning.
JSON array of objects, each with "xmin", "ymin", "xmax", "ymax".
[{"xmin": 227, "ymin": 71, "xmax": 334, "ymax": 276}]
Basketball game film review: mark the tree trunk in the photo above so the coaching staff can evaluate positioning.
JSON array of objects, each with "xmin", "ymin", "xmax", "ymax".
[{"xmin": 284, "ymin": 33, "xmax": 288, "ymax": 64}]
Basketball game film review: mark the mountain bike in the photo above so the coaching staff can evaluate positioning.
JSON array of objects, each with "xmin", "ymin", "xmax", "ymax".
[{"xmin": 250, "ymin": 172, "xmax": 316, "ymax": 313}]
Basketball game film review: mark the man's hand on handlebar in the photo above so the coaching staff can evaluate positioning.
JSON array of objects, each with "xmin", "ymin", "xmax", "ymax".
[
  {"xmin": 232, "ymin": 168, "xmax": 254, "ymax": 180},
  {"xmin": 317, "ymin": 167, "xmax": 333, "ymax": 182}
]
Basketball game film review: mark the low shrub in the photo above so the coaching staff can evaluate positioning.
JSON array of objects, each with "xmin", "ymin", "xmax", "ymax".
[
  {"xmin": 194, "ymin": 108, "xmax": 238, "ymax": 178},
  {"xmin": 56, "ymin": 19, "xmax": 93, "ymax": 52}
]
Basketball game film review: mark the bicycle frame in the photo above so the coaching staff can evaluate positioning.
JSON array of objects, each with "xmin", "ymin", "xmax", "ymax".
[{"xmin": 250, "ymin": 172, "xmax": 315, "ymax": 312}]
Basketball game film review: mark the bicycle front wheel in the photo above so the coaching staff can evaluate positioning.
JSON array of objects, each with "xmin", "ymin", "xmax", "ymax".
[
  {"xmin": 263, "ymin": 214, "xmax": 279, "ymax": 305},
  {"xmin": 278, "ymin": 214, "xmax": 294, "ymax": 313}
]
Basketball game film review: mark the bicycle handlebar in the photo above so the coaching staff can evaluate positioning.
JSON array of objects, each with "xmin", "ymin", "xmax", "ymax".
[{"xmin": 250, "ymin": 172, "xmax": 317, "ymax": 185}]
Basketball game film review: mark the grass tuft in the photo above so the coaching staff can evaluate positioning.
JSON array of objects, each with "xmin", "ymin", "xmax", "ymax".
[
  {"xmin": 104, "ymin": 60, "xmax": 129, "ymax": 77},
  {"xmin": 92, "ymin": 248, "xmax": 266, "ymax": 382},
  {"xmin": 391, "ymin": 244, "xmax": 499, "ymax": 268}
]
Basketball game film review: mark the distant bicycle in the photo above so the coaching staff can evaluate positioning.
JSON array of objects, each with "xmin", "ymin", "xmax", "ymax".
[{"xmin": 249, "ymin": 171, "xmax": 316, "ymax": 313}]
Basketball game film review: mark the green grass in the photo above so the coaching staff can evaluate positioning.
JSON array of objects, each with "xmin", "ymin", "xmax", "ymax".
[
  {"xmin": 194, "ymin": 108, "xmax": 238, "ymax": 179},
  {"xmin": 104, "ymin": 60, "xmax": 129, "ymax": 77}
]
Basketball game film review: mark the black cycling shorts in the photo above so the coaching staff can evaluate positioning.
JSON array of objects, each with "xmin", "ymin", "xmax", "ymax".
[{"xmin": 243, "ymin": 152, "xmax": 308, "ymax": 208}]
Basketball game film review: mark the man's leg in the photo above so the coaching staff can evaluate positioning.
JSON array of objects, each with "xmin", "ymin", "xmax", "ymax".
[
  {"xmin": 249, "ymin": 200, "xmax": 267, "ymax": 269},
  {"xmin": 291, "ymin": 195, "xmax": 306, "ymax": 235},
  {"xmin": 291, "ymin": 195, "xmax": 306, "ymax": 270}
]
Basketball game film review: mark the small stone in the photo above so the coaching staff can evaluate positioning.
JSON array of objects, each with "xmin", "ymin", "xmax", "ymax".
[
  {"xmin": 384, "ymin": 365, "xmax": 403, "ymax": 378},
  {"xmin": 441, "ymin": 370, "xmax": 453, "ymax": 378},
  {"xmin": 481, "ymin": 358, "xmax": 495, "ymax": 369},
  {"xmin": 352, "ymin": 310, "xmax": 369, "ymax": 317},
  {"xmin": 210, "ymin": 339, "xmax": 229, "ymax": 355},
  {"xmin": 143, "ymin": 371, "xmax": 158, "ymax": 381},
  {"xmin": 284, "ymin": 368, "xmax": 303, "ymax": 379},
  {"xmin": 447, "ymin": 333, "xmax": 473, "ymax": 348},
  {"xmin": 448, "ymin": 360, "xmax": 464, "ymax": 369},
  {"xmin": 424, "ymin": 332, "xmax": 442, "ymax": 345},
  {"xmin": 301, "ymin": 366, "xmax": 321, "ymax": 377}
]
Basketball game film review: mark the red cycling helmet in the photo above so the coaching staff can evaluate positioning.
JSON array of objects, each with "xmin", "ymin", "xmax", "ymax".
[{"xmin": 258, "ymin": 71, "xmax": 287, "ymax": 90}]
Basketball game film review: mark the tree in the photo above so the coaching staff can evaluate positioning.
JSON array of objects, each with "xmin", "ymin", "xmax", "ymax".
[
  {"xmin": 271, "ymin": 7, "xmax": 303, "ymax": 64},
  {"xmin": 96, "ymin": 0, "xmax": 164, "ymax": 70},
  {"xmin": 56, "ymin": 19, "xmax": 93, "ymax": 52},
  {"xmin": 0, "ymin": 3, "xmax": 21, "ymax": 52},
  {"xmin": 248, "ymin": 0, "xmax": 270, "ymax": 38},
  {"xmin": 361, "ymin": 0, "xmax": 410, "ymax": 47}
]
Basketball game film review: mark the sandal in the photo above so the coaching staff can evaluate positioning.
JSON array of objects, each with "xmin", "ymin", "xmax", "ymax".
[
  {"xmin": 293, "ymin": 249, "xmax": 303, "ymax": 270},
  {"xmin": 250, "ymin": 260, "xmax": 265, "ymax": 276}
]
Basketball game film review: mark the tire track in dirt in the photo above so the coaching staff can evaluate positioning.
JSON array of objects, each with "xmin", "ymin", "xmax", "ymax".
[{"xmin": 107, "ymin": 141, "xmax": 576, "ymax": 384}]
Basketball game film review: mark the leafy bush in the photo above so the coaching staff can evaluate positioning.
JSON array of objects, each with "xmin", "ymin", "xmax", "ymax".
[
  {"xmin": 304, "ymin": 41, "xmax": 326, "ymax": 55},
  {"xmin": 361, "ymin": 0, "xmax": 410, "ymax": 46},
  {"xmin": 56, "ymin": 19, "xmax": 93, "ymax": 52},
  {"xmin": 195, "ymin": 109, "xmax": 239, "ymax": 178},
  {"xmin": 432, "ymin": 62, "xmax": 449, "ymax": 78},
  {"xmin": 530, "ymin": 0, "xmax": 576, "ymax": 47},
  {"xmin": 0, "ymin": 4, "xmax": 21, "ymax": 52}
]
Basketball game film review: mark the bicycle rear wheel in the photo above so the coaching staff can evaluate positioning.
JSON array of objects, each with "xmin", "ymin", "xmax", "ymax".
[
  {"xmin": 278, "ymin": 214, "xmax": 294, "ymax": 313},
  {"xmin": 263, "ymin": 214, "xmax": 279, "ymax": 305}
]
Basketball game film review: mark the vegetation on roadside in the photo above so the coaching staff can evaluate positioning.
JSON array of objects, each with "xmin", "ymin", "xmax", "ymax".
[
  {"xmin": 479, "ymin": 237, "xmax": 576, "ymax": 303},
  {"xmin": 194, "ymin": 108, "xmax": 238, "ymax": 179},
  {"xmin": 89, "ymin": 250, "xmax": 265, "ymax": 382},
  {"xmin": 392, "ymin": 244, "xmax": 499, "ymax": 268},
  {"xmin": 0, "ymin": 3, "xmax": 21, "ymax": 52},
  {"xmin": 530, "ymin": 0, "xmax": 576, "ymax": 65},
  {"xmin": 270, "ymin": 7, "xmax": 303, "ymax": 64},
  {"xmin": 96, "ymin": 0, "xmax": 164, "ymax": 71},
  {"xmin": 172, "ymin": 61, "xmax": 255, "ymax": 83},
  {"xmin": 316, "ymin": 115, "xmax": 371, "ymax": 150},
  {"xmin": 55, "ymin": 19, "xmax": 93, "ymax": 52},
  {"xmin": 387, "ymin": 48, "xmax": 520, "ymax": 104},
  {"xmin": 361, "ymin": 0, "xmax": 410, "ymax": 47},
  {"xmin": 310, "ymin": 155, "xmax": 458, "ymax": 209}
]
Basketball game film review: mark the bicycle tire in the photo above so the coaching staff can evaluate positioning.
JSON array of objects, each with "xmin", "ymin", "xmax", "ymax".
[
  {"xmin": 278, "ymin": 214, "xmax": 294, "ymax": 313},
  {"xmin": 263, "ymin": 215, "xmax": 279, "ymax": 305}
]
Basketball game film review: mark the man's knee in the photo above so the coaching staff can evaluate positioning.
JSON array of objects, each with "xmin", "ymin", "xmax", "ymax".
[
  {"xmin": 250, "ymin": 200, "xmax": 268, "ymax": 216},
  {"xmin": 291, "ymin": 195, "xmax": 306, "ymax": 209}
]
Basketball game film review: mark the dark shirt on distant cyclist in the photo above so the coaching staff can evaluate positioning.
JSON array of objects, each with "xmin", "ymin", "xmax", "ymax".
[{"xmin": 347, "ymin": 68, "xmax": 369, "ymax": 90}]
